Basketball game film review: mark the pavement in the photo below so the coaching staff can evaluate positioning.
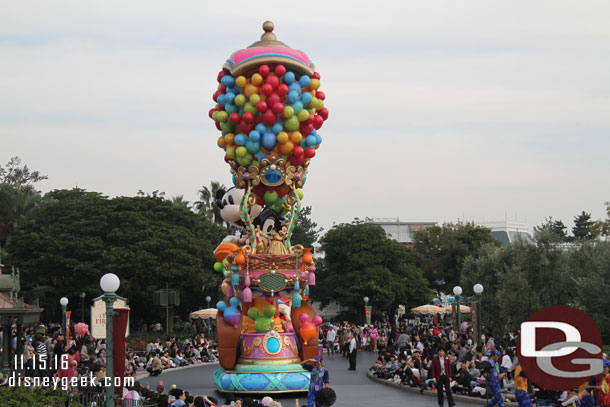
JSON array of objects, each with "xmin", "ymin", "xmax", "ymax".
[{"xmin": 138, "ymin": 350, "xmax": 490, "ymax": 407}]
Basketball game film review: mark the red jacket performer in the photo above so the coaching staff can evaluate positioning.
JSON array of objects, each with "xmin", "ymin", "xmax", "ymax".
[{"xmin": 431, "ymin": 348, "xmax": 455, "ymax": 407}]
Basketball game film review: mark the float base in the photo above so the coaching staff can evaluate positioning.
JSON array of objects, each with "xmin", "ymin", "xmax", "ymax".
[{"xmin": 214, "ymin": 366, "xmax": 310, "ymax": 393}]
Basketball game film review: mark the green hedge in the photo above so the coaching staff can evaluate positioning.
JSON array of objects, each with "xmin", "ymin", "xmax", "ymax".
[{"xmin": 0, "ymin": 386, "xmax": 82, "ymax": 407}]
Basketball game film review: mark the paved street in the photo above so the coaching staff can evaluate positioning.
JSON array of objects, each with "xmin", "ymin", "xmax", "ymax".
[{"xmin": 140, "ymin": 350, "xmax": 483, "ymax": 407}]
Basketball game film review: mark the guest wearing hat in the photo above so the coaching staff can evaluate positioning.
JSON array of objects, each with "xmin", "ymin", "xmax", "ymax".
[
  {"xmin": 485, "ymin": 349, "xmax": 506, "ymax": 407},
  {"xmin": 301, "ymin": 356, "xmax": 329, "ymax": 407},
  {"xmin": 595, "ymin": 359, "xmax": 610, "ymax": 407}
]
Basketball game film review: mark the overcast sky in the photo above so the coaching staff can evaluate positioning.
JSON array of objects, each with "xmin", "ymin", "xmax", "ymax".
[{"xmin": 2, "ymin": 1, "xmax": 609, "ymax": 233}]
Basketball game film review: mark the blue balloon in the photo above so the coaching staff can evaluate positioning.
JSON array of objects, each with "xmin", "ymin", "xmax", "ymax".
[
  {"xmin": 230, "ymin": 85, "xmax": 240, "ymax": 94},
  {"xmin": 225, "ymin": 104, "xmax": 238, "ymax": 114},
  {"xmin": 217, "ymin": 94, "xmax": 226, "ymax": 106},
  {"xmin": 292, "ymin": 101, "xmax": 304, "ymax": 113},
  {"xmin": 246, "ymin": 140, "xmax": 260, "ymax": 154},
  {"xmin": 305, "ymin": 135, "xmax": 317, "ymax": 147},
  {"xmin": 288, "ymin": 90, "xmax": 299, "ymax": 104},
  {"xmin": 262, "ymin": 132, "xmax": 276, "ymax": 150},
  {"xmin": 255, "ymin": 123, "xmax": 267, "ymax": 134},
  {"xmin": 283, "ymin": 71, "xmax": 295, "ymax": 84},
  {"xmin": 272, "ymin": 123, "xmax": 283, "ymax": 135},
  {"xmin": 299, "ymin": 75, "xmax": 311, "ymax": 88},
  {"xmin": 224, "ymin": 92, "xmax": 235, "ymax": 104},
  {"xmin": 289, "ymin": 82, "xmax": 302, "ymax": 94},
  {"xmin": 300, "ymin": 92, "xmax": 313, "ymax": 105},
  {"xmin": 235, "ymin": 133, "xmax": 247, "ymax": 146},
  {"xmin": 315, "ymin": 133, "xmax": 322, "ymax": 145},
  {"xmin": 248, "ymin": 130, "xmax": 261, "ymax": 142},
  {"xmin": 221, "ymin": 75, "xmax": 235, "ymax": 88},
  {"xmin": 300, "ymin": 139, "xmax": 307, "ymax": 148}
]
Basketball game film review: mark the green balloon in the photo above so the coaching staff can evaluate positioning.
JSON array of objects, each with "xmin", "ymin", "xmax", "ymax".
[
  {"xmin": 216, "ymin": 111, "xmax": 228, "ymax": 123},
  {"xmin": 214, "ymin": 262, "xmax": 225, "ymax": 272},
  {"xmin": 264, "ymin": 190, "xmax": 279, "ymax": 205},
  {"xmin": 244, "ymin": 103, "xmax": 257, "ymax": 114},
  {"xmin": 284, "ymin": 116, "xmax": 299, "ymax": 132}
]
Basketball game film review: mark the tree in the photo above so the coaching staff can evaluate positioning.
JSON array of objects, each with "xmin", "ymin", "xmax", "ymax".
[
  {"xmin": 591, "ymin": 202, "xmax": 610, "ymax": 237},
  {"xmin": 290, "ymin": 206, "xmax": 323, "ymax": 248},
  {"xmin": 572, "ymin": 211, "xmax": 594, "ymax": 240},
  {"xmin": 0, "ymin": 156, "xmax": 47, "ymax": 191},
  {"xmin": 5, "ymin": 189, "xmax": 227, "ymax": 323},
  {"xmin": 533, "ymin": 216, "xmax": 569, "ymax": 243},
  {"xmin": 0, "ymin": 184, "xmax": 41, "ymax": 244},
  {"xmin": 313, "ymin": 221, "xmax": 432, "ymax": 320},
  {"xmin": 195, "ymin": 181, "xmax": 226, "ymax": 225},
  {"xmin": 171, "ymin": 194, "xmax": 191, "ymax": 210},
  {"xmin": 412, "ymin": 222, "xmax": 500, "ymax": 293}
]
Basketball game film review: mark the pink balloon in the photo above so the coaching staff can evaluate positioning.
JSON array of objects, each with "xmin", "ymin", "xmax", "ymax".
[
  {"xmin": 312, "ymin": 316, "xmax": 323, "ymax": 326},
  {"xmin": 299, "ymin": 313, "xmax": 309, "ymax": 324}
]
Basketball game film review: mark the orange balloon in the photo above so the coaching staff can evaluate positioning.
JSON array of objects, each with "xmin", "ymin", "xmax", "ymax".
[
  {"xmin": 235, "ymin": 251, "xmax": 246, "ymax": 265},
  {"xmin": 215, "ymin": 242, "xmax": 239, "ymax": 262},
  {"xmin": 300, "ymin": 322, "xmax": 316, "ymax": 345}
]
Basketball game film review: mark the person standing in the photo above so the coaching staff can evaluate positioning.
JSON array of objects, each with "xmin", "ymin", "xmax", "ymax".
[
  {"xmin": 348, "ymin": 333, "xmax": 357, "ymax": 371},
  {"xmin": 431, "ymin": 348, "xmax": 454, "ymax": 407},
  {"xmin": 485, "ymin": 349, "xmax": 506, "ymax": 407},
  {"xmin": 595, "ymin": 359, "xmax": 610, "ymax": 407},
  {"xmin": 301, "ymin": 356, "xmax": 329, "ymax": 407},
  {"xmin": 326, "ymin": 326, "xmax": 336, "ymax": 358},
  {"xmin": 514, "ymin": 360, "xmax": 531, "ymax": 407}
]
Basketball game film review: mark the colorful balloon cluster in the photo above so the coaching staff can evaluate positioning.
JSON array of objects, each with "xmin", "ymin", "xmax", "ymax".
[
  {"xmin": 210, "ymin": 64, "xmax": 328, "ymax": 207},
  {"xmin": 298, "ymin": 313, "xmax": 323, "ymax": 345}
]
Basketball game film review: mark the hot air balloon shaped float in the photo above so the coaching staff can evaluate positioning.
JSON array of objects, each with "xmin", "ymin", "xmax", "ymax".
[{"xmin": 210, "ymin": 21, "xmax": 327, "ymax": 394}]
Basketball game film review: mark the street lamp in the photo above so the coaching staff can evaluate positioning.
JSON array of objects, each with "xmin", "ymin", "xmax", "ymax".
[
  {"xmin": 60, "ymin": 297, "xmax": 69, "ymax": 337},
  {"xmin": 363, "ymin": 296, "xmax": 369, "ymax": 324},
  {"xmin": 80, "ymin": 292, "xmax": 86, "ymax": 323},
  {"xmin": 473, "ymin": 283, "xmax": 484, "ymax": 347},
  {"xmin": 100, "ymin": 273, "xmax": 120, "ymax": 407},
  {"xmin": 452, "ymin": 286, "xmax": 462, "ymax": 331},
  {"xmin": 206, "ymin": 296, "xmax": 211, "ymax": 309}
]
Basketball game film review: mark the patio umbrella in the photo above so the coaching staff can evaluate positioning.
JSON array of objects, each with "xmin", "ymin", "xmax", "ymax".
[
  {"xmin": 189, "ymin": 308, "xmax": 218, "ymax": 319},
  {"xmin": 443, "ymin": 304, "xmax": 471, "ymax": 313},
  {"xmin": 411, "ymin": 304, "xmax": 447, "ymax": 315}
]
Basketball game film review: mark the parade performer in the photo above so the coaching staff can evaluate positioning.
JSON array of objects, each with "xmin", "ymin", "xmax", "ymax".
[
  {"xmin": 485, "ymin": 349, "xmax": 506, "ymax": 407},
  {"xmin": 595, "ymin": 359, "xmax": 610, "ymax": 406},
  {"xmin": 514, "ymin": 360, "xmax": 531, "ymax": 407},
  {"xmin": 431, "ymin": 348, "xmax": 455, "ymax": 407},
  {"xmin": 301, "ymin": 356, "xmax": 329, "ymax": 407}
]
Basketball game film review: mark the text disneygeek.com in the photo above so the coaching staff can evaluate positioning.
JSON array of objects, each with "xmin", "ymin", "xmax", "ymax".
[{"xmin": 7, "ymin": 374, "xmax": 135, "ymax": 391}]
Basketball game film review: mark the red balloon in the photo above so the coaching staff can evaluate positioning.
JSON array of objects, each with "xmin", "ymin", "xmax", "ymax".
[
  {"xmin": 266, "ymin": 93, "xmax": 281, "ymax": 107},
  {"xmin": 316, "ymin": 91, "xmax": 325, "ymax": 101},
  {"xmin": 261, "ymin": 84, "xmax": 273, "ymax": 97},
  {"xmin": 279, "ymin": 112, "xmax": 286, "ymax": 121},
  {"xmin": 299, "ymin": 123, "xmax": 313, "ymax": 136},
  {"xmin": 239, "ymin": 122, "xmax": 253, "ymax": 134},
  {"xmin": 208, "ymin": 108, "xmax": 216, "ymax": 119},
  {"xmin": 304, "ymin": 113, "xmax": 314, "ymax": 125},
  {"xmin": 256, "ymin": 101, "xmax": 268, "ymax": 113},
  {"xmin": 229, "ymin": 112, "xmax": 241, "ymax": 124},
  {"xmin": 262, "ymin": 110, "xmax": 276, "ymax": 126},
  {"xmin": 277, "ymin": 84, "xmax": 289, "ymax": 97},
  {"xmin": 319, "ymin": 107, "xmax": 329, "ymax": 121},
  {"xmin": 274, "ymin": 64, "xmax": 286, "ymax": 76},
  {"xmin": 266, "ymin": 75, "xmax": 280, "ymax": 89},
  {"xmin": 272, "ymin": 102, "xmax": 284, "ymax": 114},
  {"xmin": 224, "ymin": 155, "xmax": 230, "ymax": 163},
  {"xmin": 259, "ymin": 64, "xmax": 270, "ymax": 77},
  {"xmin": 293, "ymin": 146, "xmax": 304, "ymax": 157},
  {"xmin": 304, "ymin": 147, "xmax": 316, "ymax": 158},
  {"xmin": 213, "ymin": 90, "xmax": 222, "ymax": 102},
  {"xmin": 219, "ymin": 84, "xmax": 226, "ymax": 92},
  {"xmin": 312, "ymin": 72, "xmax": 321, "ymax": 80},
  {"xmin": 215, "ymin": 122, "xmax": 221, "ymax": 131},
  {"xmin": 289, "ymin": 155, "xmax": 305, "ymax": 166},
  {"xmin": 217, "ymin": 71, "xmax": 226, "ymax": 82},
  {"xmin": 313, "ymin": 115, "xmax": 324, "ymax": 129},
  {"xmin": 253, "ymin": 115, "xmax": 262, "ymax": 125},
  {"xmin": 216, "ymin": 105, "xmax": 225, "ymax": 111},
  {"xmin": 243, "ymin": 111, "xmax": 254, "ymax": 123}
]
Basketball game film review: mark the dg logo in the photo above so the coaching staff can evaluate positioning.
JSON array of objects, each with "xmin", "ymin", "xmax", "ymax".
[{"xmin": 518, "ymin": 305, "xmax": 603, "ymax": 390}]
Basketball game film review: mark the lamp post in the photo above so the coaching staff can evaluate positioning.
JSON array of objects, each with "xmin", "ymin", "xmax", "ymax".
[
  {"xmin": 205, "ymin": 296, "xmax": 212, "ymax": 336},
  {"xmin": 60, "ymin": 297, "xmax": 69, "ymax": 338},
  {"xmin": 80, "ymin": 292, "xmax": 86, "ymax": 322},
  {"xmin": 452, "ymin": 286, "xmax": 462, "ymax": 331},
  {"xmin": 473, "ymin": 283, "xmax": 484, "ymax": 348},
  {"xmin": 363, "ymin": 296, "xmax": 369, "ymax": 324},
  {"xmin": 100, "ymin": 273, "xmax": 120, "ymax": 407}
]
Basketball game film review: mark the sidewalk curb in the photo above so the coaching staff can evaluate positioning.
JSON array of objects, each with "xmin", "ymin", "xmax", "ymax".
[
  {"xmin": 366, "ymin": 371, "xmax": 518, "ymax": 407},
  {"xmin": 136, "ymin": 362, "xmax": 219, "ymax": 381}
]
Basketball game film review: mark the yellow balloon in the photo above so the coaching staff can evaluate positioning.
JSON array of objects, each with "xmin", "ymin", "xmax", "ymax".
[
  {"xmin": 224, "ymin": 133, "xmax": 235, "ymax": 145},
  {"xmin": 290, "ymin": 131, "xmax": 302, "ymax": 144},
  {"xmin": 279, "ymin": 141, "xmax": 294, "ymax": 155},
  {"xmin": 226, "ymin": 146, "xmax": 236, "ymax": 159},
  {"xmin": 310, "ymin": 78, "xmax": 321, "ymax": 90},
  {"xmin": 249, "ymin": 93, "xmax": 261, "ymax": 105},
  {"xmin": 236, "ymin": 76, "xmax": 247, "ymax": 88},
  {"xmin": 221, "ymin": 281, "xmax": 228, "ymax": 295},
  {"xmin": 235, "ymin": 94, "xmax": 246, "ymax": 106},
  {"xmin": 277, "ymin": 131, "xmax": 289, "ymax": 144},
  {"xmin": 217, "ymin": 136, "xmax": 226, "ymax": 148},
  {"xmin": 251, "ymin": 73, "xmax": 263, "ymax": 86},
  {"xmin": 245, "ymin": 84, "xmax": 259, "ymax": 98}
]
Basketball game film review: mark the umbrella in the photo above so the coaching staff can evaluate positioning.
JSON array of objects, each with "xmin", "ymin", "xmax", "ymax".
[
  {"xmin": 443, "ymin": 305, "xmax": 471, "ymax": 313},
  {"xmin": 189, "ymin": 308, "xmax": 218, "ymax": 319},
  {"xmin": 410, "ymin": 304, "xmax": 447, "ymax": 315}
]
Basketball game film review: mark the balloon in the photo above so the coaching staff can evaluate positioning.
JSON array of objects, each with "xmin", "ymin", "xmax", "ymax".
[
  {"xmin": 250, "ymin": 94, "xmax": 261, "ymax": 105},
  {"xmin": 264, "ymin": 190, "xmax": 279, "ymax": 205},
  {"xmin": 277, "ymin": 83, "xmax": 289, "ymax": 96},
  {"xmin": 283, "ymin": 105, "xmax": 294, "ymax": 119},
  {"xmin": 262, "ymin": 131, "xmax": 277, "ymax": 150},
  {"xmin": 284, "ymin": 116, "xmax": 299, "ymax": 132},
  {"xmin": 274, "ymin": 64, "xmax": 286, "ymax": 76},
  {"xmin": 283, "ymin": 71, "xmax": 295, "ymax": 84},
  {"xmin": 251, "ymin": 73, "xmax": 263, "ymax": 85},
  {"xmin": 258, "ymin": 64, "xmax": 270, "ymax": 77},
  {"xmin": 248, "ymin": 130, "xmax": 261, "ymax": 142},
  {"xmin": 299, "ymin": 75, "xmax": 311, "ymax": 88},
  {"xmin": 262, "ymin": 110, "xmax": 276, "ymax": 126},
  {"xmin": 290, "ymin": 131, "xmax": 303, "ymax": 144},
  {"xmin": 277, "ymin": 132, "xmax": 289, "ymax": 144},
  {"xmin": 304, "ymin": 147, "xmax": 316, "ymax": 158},
  {"xmin": 246, "ymin": 140, "xmax": 260, "ymax": 154},
  {"xmin": 301, "ymin": 92, "xmax": 313, "ymax": 106},
  {"xmin": 288, "ymin": 90, "xmax": 299, "ymax": 104},
  {"xmin": 261, "ymin": 83, "xmax": 273, "ymax": 96},
  {"xmin": 235, "ymin": 133, "xmax": 247, "ymax": 146},
  {"xmin": 279, "ymin": 141, "xmax": 294, "ymax": 155},
  {"xmin": 74, "ymin": 322, "xmax": 89, "ymax": 337},
  {"xmin": 256, "ymin": 101, "xmax": 268, "ymax": 113},
  {"xmin": 236, "ymin": 75, "xmax": 247, "ymax": 88},
  {"xmin": 297, "ymin": 109, "xmax": 310, "ymax": 122}
]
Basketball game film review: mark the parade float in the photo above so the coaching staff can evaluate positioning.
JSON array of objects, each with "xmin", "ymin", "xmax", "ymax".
[{"xmin": 208, "ymin": 21, "xmax": 328, "ymax": 394}]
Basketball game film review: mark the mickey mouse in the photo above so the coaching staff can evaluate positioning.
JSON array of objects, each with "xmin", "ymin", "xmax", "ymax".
[{"xmin": 215, "ymin": 187, "xmax": 262, "ymax": 245}]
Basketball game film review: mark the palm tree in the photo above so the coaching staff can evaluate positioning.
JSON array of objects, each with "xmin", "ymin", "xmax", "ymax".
[
  {"xmin": 0, "ymin": 184, "xmax": 41, "ymax": 243},
  {"xmin": 195, "ymin": 181, "xmax": 226, "ymax": 224},
  {"xmin": 171, "ymin": 194, "xmax": 191, "ymax": 210}
]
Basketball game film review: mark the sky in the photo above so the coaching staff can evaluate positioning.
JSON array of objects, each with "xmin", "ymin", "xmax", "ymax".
[{"xmin": 1, "ymin": 1, "xmax": 609, "ymax": 234}]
